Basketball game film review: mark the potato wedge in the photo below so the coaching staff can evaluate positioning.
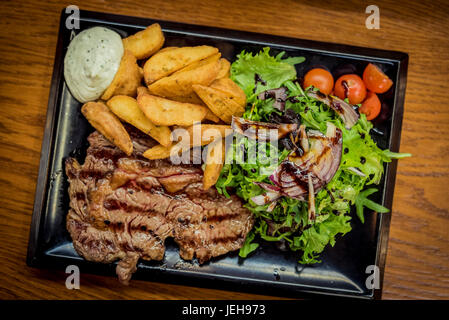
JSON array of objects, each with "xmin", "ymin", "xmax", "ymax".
[
  {"xmin": 209, "ymin": 77, "xmax": 246, "ymax": 108},
  {"xmin": 143, "ymin": 144, "xmax": 171, "ymax": 160},
  {"xmin": 122, "ymin": 23, "xmax": 164, "ymax": 60},
  {"xmin": 143, "ymin": 45, "xmax": 219, "ymax": 84},
  {"xmin": 192, "ymin": 84, "xmax": 244, "ymax": 123},
  {"xmin": 101, "ymin": 50, "xmax": 143, "ymax": 100},
  {"xmin": 81, "ymin": 101, "xmax": 133, "ymax": 155},
  {"xmin": 157, "ymin": 46, "xmax": 178, "ymax": 54},
  {"xmin": 137, "ymin": 93, "xmax": 208, "ymax": 126},
  {"xmin": 203, "ymin": 139, "xmax": 225, "ymax": 190},
  {"xmin": 148, "ymin": 57, "xmax": 220, "ymax": 103},
  {"xmin": 172, "ymin": 124, "xmax": 231, "ymax": 149},
  {"xmin": 172, "ymin": 53, "xmax": 221, "ymax": 75},
  {"xmin": 160, "ymin": 53, "xmax": 220, "ymax": 104},
  {"xmin": 137, "ymin": 86, "xmax": 149, "ymax": 97},
  {"xmin": 106, "ymin": 95, "xmax": 172, "ymax": 147},
  {"xmin": 216, "ymin": 58, "xmax": 231, "ymax": 79},
  {"xmin": 142, "ymin": 142, "xmax": 191, "ymax": 160},
  {"xmin": 204, "ymin": 109, "xmax": 221, "ymax": 123}
]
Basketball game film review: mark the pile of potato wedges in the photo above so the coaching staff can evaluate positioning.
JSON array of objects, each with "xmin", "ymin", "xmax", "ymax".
[{"xmin": 80, "ymin": 23, "xmax": 246, "ymax": 190}]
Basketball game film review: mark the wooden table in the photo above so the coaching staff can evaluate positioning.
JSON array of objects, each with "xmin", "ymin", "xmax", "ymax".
[{"xmin": 0, "ymin": 0, "xmax": 448, "ymax": 300}]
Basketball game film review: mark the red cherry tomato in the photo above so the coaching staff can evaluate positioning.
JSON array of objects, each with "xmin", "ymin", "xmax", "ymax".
[
  {"xmin": 333, "ymin": 74, "xmax": 366, "ymax": 105},
  {"xmin": 303, "ymin": 68, "xmax": 334, "ymax": 95},
  {"xmin": 359, "ymin": 91, "xmax": 381, "ymax": 120},
  {"xmin": 363, "ymin": 63, "xmax": 393, "ymax": 93}
]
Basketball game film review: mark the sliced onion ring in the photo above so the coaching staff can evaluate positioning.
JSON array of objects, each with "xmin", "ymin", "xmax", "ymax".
[
  {"xmin": 307, "ymin": 91, "xmax": 359, "ymax": 129},
  {"xmin": 232, "ymin": 116, "xmax": 298, "ymax": 141}
]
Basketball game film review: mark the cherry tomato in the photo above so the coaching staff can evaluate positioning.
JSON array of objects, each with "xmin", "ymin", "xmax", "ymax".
[
  {"xmin": 363, "ymin": 63, "xmax": 393, "ymax": 93},
  {"xmin": 303, "ymin": 68, "xmax": 334, "ymax": 95},
  {"xmin": 359, "ymin": 91, "xmax": 381, "ymax": 120},
  {"xmin": 333, "ymin": 74, "xmax": 367, "ymax": 104}
]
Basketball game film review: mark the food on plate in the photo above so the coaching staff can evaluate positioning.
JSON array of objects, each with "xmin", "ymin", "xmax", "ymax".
[
  {"xmin": 122, "ymin": 23, "xmax": 164, "ymax": 60},
  {"xmin": 265, "ymin": 123, "xmax": 342, "ymax": 220},
  {"xmin": 230, "ymin": 47, "xmax": 305, "ymax": 97},
  {"xmin": 143, "ymin": 124, "xmax": 231, "ymax": 161},
  {"xmin": 204, "ymin": 109, "xmax": 221, "ymax": 123},
  {"xmin": 216, "ymin": 58, "xmax": 231, "ymax": 79},
  {"xmin": 209, "ymin": 77, "xmax": 247, "ymax": 108},
  {"xmin": 143, "ymin": 45, "xmax": 219, "ymax": 84},
  {"xmin": 101, "ymin": 50, "xmax": 143, "ymax": 100},
  {"xmin": 203, "ymin": 139, "xmax": 225, "ymax": 190},
  {"xmin": 142, "ymin": 143, "xmax": 173, "ymax": 160},
  {"xmin": 65, "ymin": 23, "xmax": 410, "ymax": 279},
  {"xmin": 303, "ymin": 68, "xmax": 334, "ymax": 95},
  {"xmin": 192, "ymin": 84, "xmax": 244, "ymax": 123},
  {"xmin": 81, "ymin": 101, "xmax": 132, "ymax": 155},
  {"xmin": 176, "ymin": 123, "xmax": 231, "ymax": 148},
  {"xmin": 257, "ymin": 87, "xmax": 288, "ymax": 111},
  {"xmin": 65, "ymin": 129, "xmax": 253, "ymax": 284},
  {"xmin": 333, "ymin": 73, "xmax": 367, "ymax": 104},
  {"xmin": 232, "ymin": 116, "xmax": 298, "ymax": 140},
  {"xmin": 172, "ymin": 52, "xmax": 221, "ymax": 74},
  {"xmin": 363, "ymin": 63, "xmax": 393, "ymax": 94},
  {"xmin": 64, "ymin": 27, "xmax": 124, "ymax": 103},
  {"xmin": 137, "ymin": 93, "xmax": 208, "ymax": 126},
  {"xmin": 147, "ymin": 55, "xmax": 221, "ymax": 103},
  {"xmin": 157, "ymin": 46, "xmax": 178, "ymax": 53},
  {"xmin": 306, "ymin": 91, "xmax": 359, "ymax": 129},
  {"xmin": 106, "ymin": 95, "xmax": 172, "ymax": 147},
  {"xmin": 359, "ymin": 91, "xmax": 381, "ymax": 120},
  {"xmin": 136, "ymin": 86, "xmax": 150, "ymax": 96},
  {"xmin": 215, "ymin": 47, "xmax": 410, "ymax": 263}
]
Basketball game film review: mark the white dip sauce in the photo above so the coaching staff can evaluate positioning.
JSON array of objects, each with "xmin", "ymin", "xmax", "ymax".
[{"xmin": 64, "ymin": 27, "xmax": 124, "ymax": 103}]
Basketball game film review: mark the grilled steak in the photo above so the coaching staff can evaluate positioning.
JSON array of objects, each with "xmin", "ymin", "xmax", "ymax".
[{"xmin": 65, "ymin": 128, "xmax": 253, "ymax": 284}]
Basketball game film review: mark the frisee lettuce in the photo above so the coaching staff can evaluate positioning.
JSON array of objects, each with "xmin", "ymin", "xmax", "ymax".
[
  {"xmin": 217, "ymin": 47, "xmax": 410, "ymax": 264},
  {"xmin": 231, "ymin": 47, "xmax": 305, "ymax": 97}
]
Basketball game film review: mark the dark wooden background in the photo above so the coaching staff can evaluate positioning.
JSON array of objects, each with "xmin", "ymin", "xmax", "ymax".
[{"xmin": 0, "ymin": 0, "xmax": 448, "ymax": 299}]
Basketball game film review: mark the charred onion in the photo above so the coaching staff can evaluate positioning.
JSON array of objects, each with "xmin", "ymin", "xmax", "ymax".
[
  {"xmin": 231, "ymin": 116, "xmax": 298, "ymax": 141},
  {"xmin": 307, "ymin": 91, "xmax": 359, "ymax": 129}
]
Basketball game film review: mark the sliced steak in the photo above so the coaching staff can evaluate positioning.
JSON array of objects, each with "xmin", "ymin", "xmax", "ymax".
[{"xmin": 66, "ymin": 129, "xmax": 253, "ymax": 284}]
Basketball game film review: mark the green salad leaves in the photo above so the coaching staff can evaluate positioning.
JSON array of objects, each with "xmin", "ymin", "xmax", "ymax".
[
  {"xmin": 216, "ymin": 47, "xmax": 410, "ymax": 264},
  {"xmin": 231, "ymin": 47, "xmax": 305, "ymax": 97}
]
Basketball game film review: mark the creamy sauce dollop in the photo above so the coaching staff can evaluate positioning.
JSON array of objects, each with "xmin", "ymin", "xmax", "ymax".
[{"xmin": 64, "ymin": 27, "xmax": 124, "ymax": 103}]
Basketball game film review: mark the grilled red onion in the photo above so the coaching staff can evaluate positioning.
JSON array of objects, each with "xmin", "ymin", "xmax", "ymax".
[
  {"xmin": 308, "ymin": 175, "xmax": 316, "ymax": 221},
  {"xmin": 271, "ymin": 122, "xmax": 342, "ymax": 199},
  {"xmin": 251, "ymin": 191, "xmax": 282, "ymax": 206},
  {"xmin": 307, "ymin": 91, "xmax": 359, "ymax": 129},
  {"xmin": 267, "ymin": 201, "xmax": 278, "ymax": 212},
  {"xmin": 232, "ymin": 116, "xmax": 298, "ymax": 141},
  {"xmin": 299, "ymin": 124, "xmax": 309, "ymax": 153},
  {"xmin": 250, "ymin": 122, "xmax": 342, "ymax": 220},
  {"xmin": 254, "ymin": 181, "xmax": 281, "ymax": 192}
]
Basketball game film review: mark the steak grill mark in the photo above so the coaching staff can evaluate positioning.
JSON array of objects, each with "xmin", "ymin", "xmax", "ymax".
[{"xmin": 66, "ymin": 129, "xmax": 253, "ymax": 284}]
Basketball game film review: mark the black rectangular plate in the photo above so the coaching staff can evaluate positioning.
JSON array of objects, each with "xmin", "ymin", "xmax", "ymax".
[{"xmin": 27, "ymin": 9, "xmax": 408, "ymax": 299}]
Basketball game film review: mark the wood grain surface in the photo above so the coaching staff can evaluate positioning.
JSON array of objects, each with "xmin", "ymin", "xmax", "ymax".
[{"xmin": 0, "ymin": 0, "xmax": 448, "ymax": 300}]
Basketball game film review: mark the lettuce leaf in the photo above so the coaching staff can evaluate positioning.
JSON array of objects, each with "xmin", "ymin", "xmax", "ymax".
[
  {"xmin": 292, "ymin": 213, "xmax": 352, "ymax": 264},
  {"xmin": 231, "ymin": 47, "xmax": 305, "ymax": 97},
  {"xmin": 220, "ymin": 49, "xmax": 410, "ymax": 265}
]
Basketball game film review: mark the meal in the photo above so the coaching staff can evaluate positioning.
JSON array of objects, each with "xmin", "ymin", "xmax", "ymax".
[
  {"xmin": 66, "ymin": 128, "xmax": 253, "ymax": 283},
  {"xmin": 64, "ymin": 23, "xmax": 410, "ymax": 283},
  {"xmin": 64, "ymin": 27, "xmax": 124, "ymax": 103}
]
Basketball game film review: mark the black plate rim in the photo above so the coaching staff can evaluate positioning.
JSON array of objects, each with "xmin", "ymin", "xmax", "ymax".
[{"xmin": 26, "ymin": 8, "xmax": 409, "ymax": 300}]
